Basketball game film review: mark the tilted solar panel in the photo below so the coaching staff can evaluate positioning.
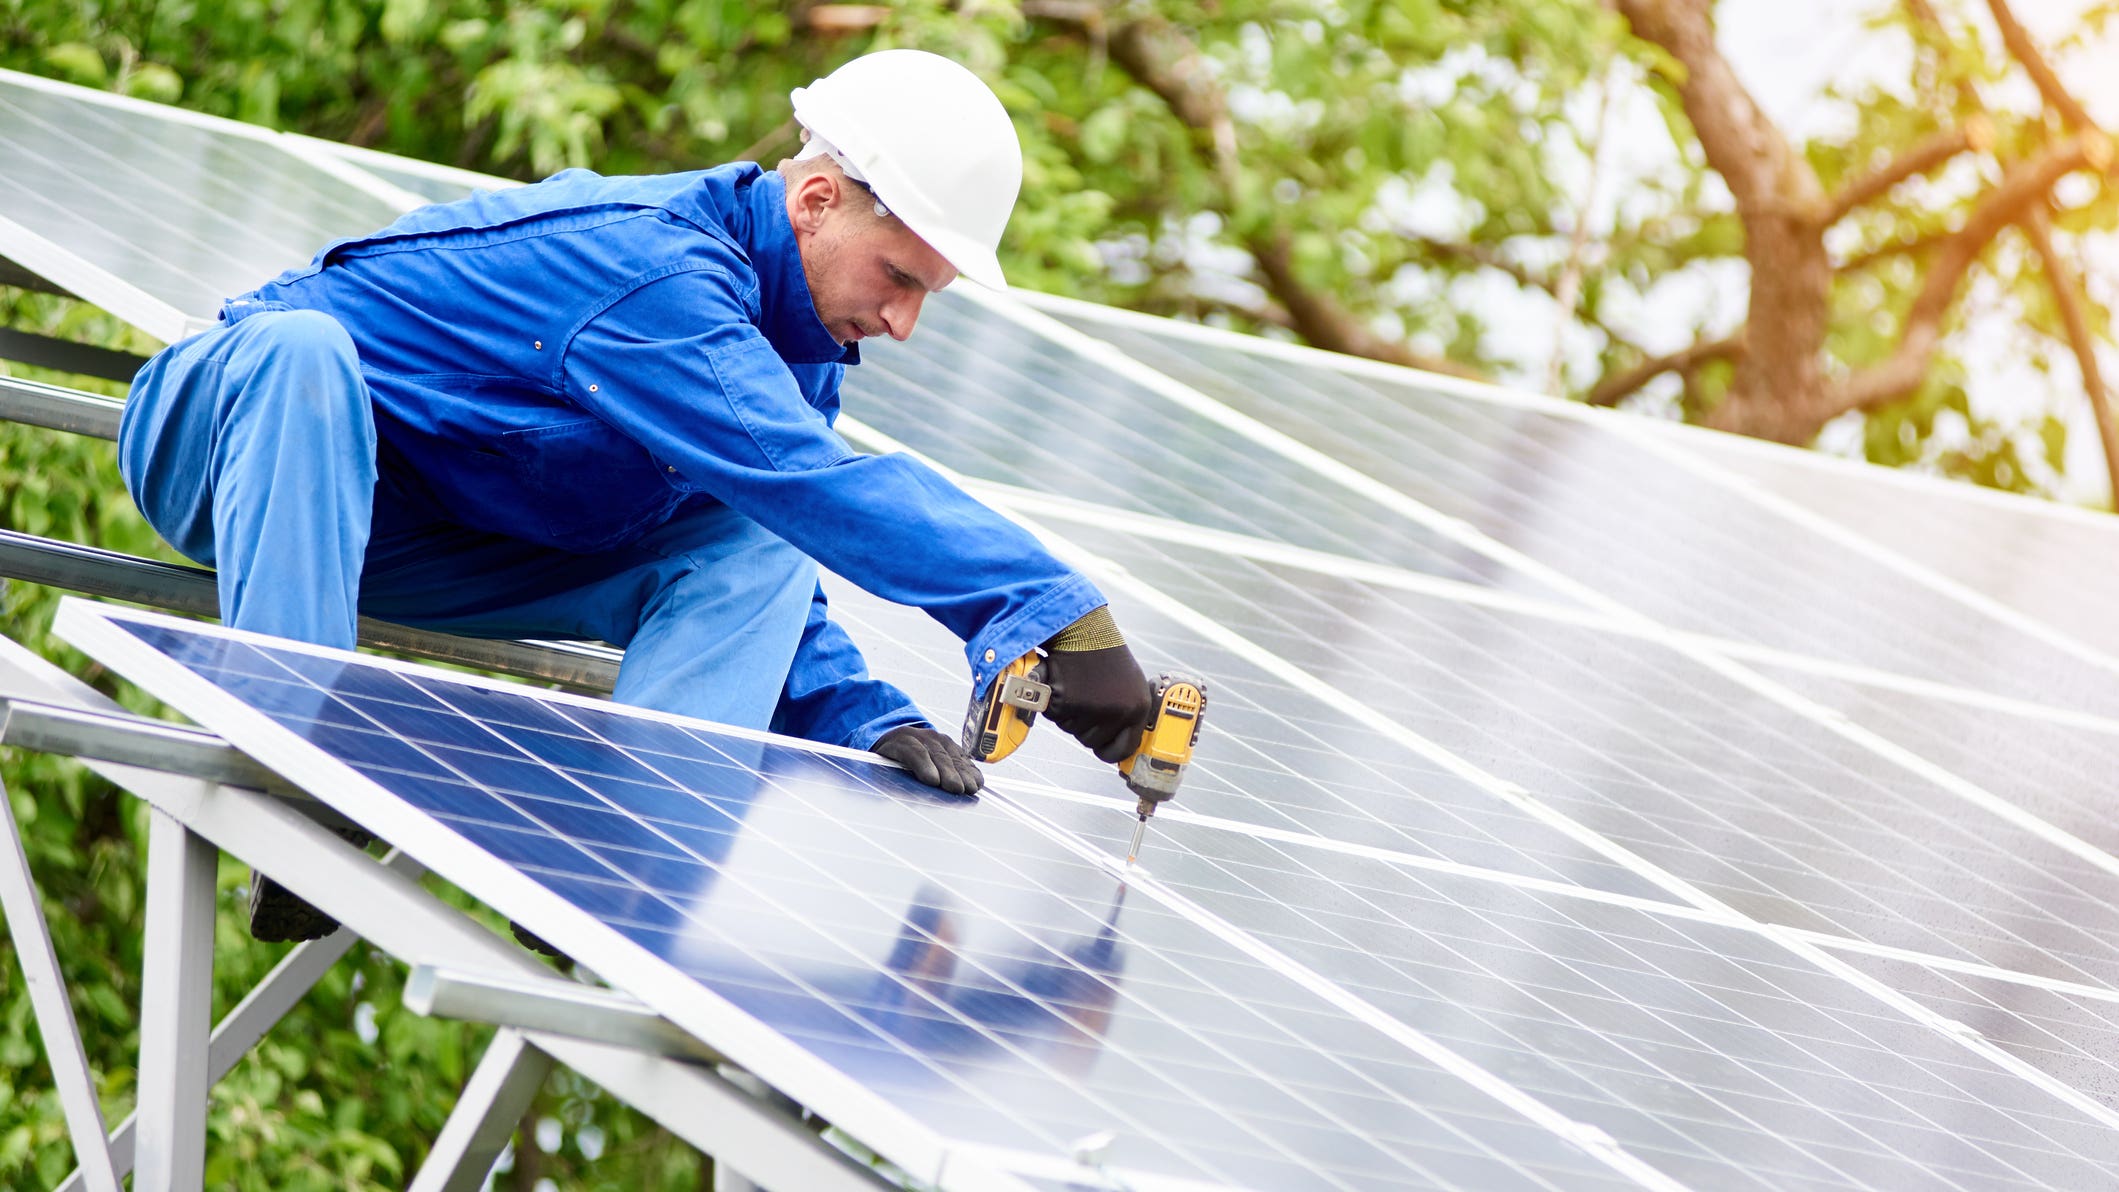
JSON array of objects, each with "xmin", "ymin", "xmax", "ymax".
[{"xmin": 846, "ymin": 295, "xmax": 1572, "ymax": 600}]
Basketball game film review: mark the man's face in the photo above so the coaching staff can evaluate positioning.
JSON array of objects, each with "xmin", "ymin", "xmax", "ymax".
[{"xmin": 789, "ymin": 171, "xmax": 957, "ymax": 346}]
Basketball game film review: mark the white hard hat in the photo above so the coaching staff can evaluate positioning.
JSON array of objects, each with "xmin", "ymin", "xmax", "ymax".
[{"xmin": 790, "ymin": 50, "xmax": 1023, "ymax": 289}]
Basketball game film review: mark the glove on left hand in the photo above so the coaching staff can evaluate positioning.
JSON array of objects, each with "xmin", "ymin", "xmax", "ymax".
[{"xmin": 873, "ymin": 725, "xmax": 985, "ymax": 795}]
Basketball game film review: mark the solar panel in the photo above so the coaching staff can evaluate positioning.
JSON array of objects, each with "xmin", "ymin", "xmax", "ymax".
[
  {"xmin": 63, "ymin": 603, "xmax": 1702, "ymax": 1192},
  {"xmin": 1040, "ymin": 303, "xmax": 2119, "ymax": 713},
  {"xmin": 847, "ymin": 295, "xmax": 1574, "ymax": 599},
  {"xmin": 19, "ymin": 68, "xmax": 2119, "ymax": 1189},
  {"xmin": 1041, "ymin": 523, "xmax": 2119, "ymax": 989},
  {"xmin": 0, "ymin": 69, "xmax": 415, "ymax": 338}
]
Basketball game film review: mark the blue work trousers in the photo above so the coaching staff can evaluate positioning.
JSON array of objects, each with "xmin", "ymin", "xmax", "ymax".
[{"xmin": 118, "ymin": 308, "xmax": 817, "ymax": 731}]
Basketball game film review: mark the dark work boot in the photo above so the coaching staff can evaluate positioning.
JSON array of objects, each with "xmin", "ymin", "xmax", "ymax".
[{"xmin": 247, "ymin": 825, "xmax": 373, "ymax": 942}]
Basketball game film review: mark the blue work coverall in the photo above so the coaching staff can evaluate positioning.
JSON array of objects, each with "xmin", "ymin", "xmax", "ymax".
[{"xmin": 118, "ymin": 163, "xmax": 1106, "ymax": 748}]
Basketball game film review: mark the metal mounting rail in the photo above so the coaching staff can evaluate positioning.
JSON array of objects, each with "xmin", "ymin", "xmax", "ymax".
[
  {"xmin": 0, "ymin": 374, "xmax": 123, "ymax": 438},
  {"xmin": 0, "ymin": 530, "xmax": 621, "ymax": 692}
]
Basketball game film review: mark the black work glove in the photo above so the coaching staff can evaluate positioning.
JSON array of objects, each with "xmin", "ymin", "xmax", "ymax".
[
  {"xmin": 873, "ymin": 725, "xmax": 985, "ymax": 795},
  {"xmin": 1042, "ymin": 607, "xmax": 1155, "ymax": 764}
]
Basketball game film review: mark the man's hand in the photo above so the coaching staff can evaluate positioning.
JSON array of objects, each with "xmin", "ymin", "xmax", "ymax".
[
  {"xmin": 1043, "ymin": 606, "xmax": 1154, "ymax": 764},
  {"xmin": 873, "ymin": 725, "xmax": 985, "ymax": 795}
]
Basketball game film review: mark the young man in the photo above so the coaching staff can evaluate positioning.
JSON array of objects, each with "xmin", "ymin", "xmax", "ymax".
[{"xmin": 119, "ymin": 50, "xmax": 1154, "ymax": 940}]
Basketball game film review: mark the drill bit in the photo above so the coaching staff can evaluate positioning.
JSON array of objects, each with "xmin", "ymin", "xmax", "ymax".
[{"xmin": 1125, "ymin": 797, "xmax": 1154, "ymax": 865}]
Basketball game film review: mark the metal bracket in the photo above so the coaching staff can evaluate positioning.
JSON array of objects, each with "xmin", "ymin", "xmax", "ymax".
[{"xmin": 405, "ymin": 966, "xmax": 721, "ymax": 1064}]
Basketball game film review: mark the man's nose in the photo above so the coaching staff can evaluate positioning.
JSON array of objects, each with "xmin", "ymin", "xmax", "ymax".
[{"xmin": 881, "ymin": 290, "xmax": 926, "ymax": 341}]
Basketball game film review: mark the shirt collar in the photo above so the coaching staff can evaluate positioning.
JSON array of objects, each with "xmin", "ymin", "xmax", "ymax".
[{"xmin": 731, "ymin": 168, "xmax": 860, "ymax": 366}]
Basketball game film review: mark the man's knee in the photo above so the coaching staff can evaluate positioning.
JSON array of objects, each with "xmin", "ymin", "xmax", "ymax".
[{"xmin": 232, "ymin": 309, "xmax": 360, "ymax": 379}]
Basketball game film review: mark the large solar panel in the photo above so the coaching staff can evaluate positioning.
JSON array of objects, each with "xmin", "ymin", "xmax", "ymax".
[
  {"xmin": 1040, "ymin": 302, "xmax": 2119, "ymax": 713},
  {"xmin": 63, "ymin": 605, "xmax": 2119, "ymax": 1189}
]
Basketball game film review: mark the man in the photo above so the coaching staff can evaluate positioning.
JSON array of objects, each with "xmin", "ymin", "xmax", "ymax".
[{"xmin": 119, "ymin": 49, "xmax": 1154, "ymax": 941}]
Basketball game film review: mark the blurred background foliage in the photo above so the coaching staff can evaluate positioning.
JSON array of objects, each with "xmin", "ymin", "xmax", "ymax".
[{"xmin": 2, "ymin": 0, "xmax": 2119, "ymax": 1185}]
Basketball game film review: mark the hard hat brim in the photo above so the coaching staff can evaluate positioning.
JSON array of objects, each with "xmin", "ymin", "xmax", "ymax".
[{"xmin": 907, "ymin": 223, "xmax": 1007, "ymax": 291}]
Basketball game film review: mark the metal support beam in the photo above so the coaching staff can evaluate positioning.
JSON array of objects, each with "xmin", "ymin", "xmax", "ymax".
[
  {"xmin": 134, "ymin": 810, "xmax": 217, "ymax": 1192},
  {"xmin": 0, "ymin": 328, "xmax": 149, "ymax": 384},
  {"xmin": 715, "ymin": 1066, "xmax": 807, "ymax": 1192},
  {"xmin": 533, "ymin": 1038, "xmax": 893, "ymax": 1192},
  {"xmin": 0, "ymin": 529, "xmax": 622, "ymax": 692},
  {"xmin": 0, "ymin": 775, "xmax": 121, "ymax": 1192},
  {"xmin": 2, "ymin": 698, "xmax": 299, "ymax": 797},
  {"xmin": 0, "ymin": 374, "xmax": 124, "ymax": 437},
  {"xmin": 406, "ymin": 965, "xmax": 721, "ymax": 1064},
  {"xmin": 57, "ymin": 854, "xmax": 426, "ymax": 1192},
  {"xmin": 407, "ymin": 1029, "xmax": 553, "ymax": 1192}
]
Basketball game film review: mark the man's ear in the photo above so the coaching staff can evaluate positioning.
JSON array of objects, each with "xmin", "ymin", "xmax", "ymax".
[{"xmin": 787, "ymin": 171, "xmax": 840, "ymax": 236}]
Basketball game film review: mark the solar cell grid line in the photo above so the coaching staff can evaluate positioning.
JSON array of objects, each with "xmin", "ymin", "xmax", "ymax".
[
  {"xmin": 1028, "ymin": 296, "xmax": 2119, "ymax": 718},
  {"xmin": 1830, "ymin": 951, "xmax": 2119, "ymax": 1116},
  {"xmin": 1052, "ymin": 524, "xmax": 2119, "ymax": 993},
  {"xmin": 844, "ymin": 293, "xmax": 1572, "ymax": 599},
  {"xmin": 0, "ymin": 72, "xmax": 409, "ymax": 333},
  {"xmin": 59, "ymin": 605, "xmax": 1674, "ymax": 1192},
  {"xmin": 812, "ymin": 567, "xmax": 1682, "ymax": 904},
  {"xmin": 997, "ymin": 793, "xmax": 2119, "ymax": 1192}
]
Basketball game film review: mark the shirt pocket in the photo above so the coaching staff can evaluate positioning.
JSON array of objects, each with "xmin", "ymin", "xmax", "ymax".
[{"xmin": 501, "ymin": 416, "xmax": 686, "ymax": 552}]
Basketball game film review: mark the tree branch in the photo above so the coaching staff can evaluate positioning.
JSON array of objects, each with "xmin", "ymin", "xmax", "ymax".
[
  {"xmin": 1249, "ymin": 230, "xmax": 1481, "ymax": 378},
  {"xmin": 1096, "ymin": 9, "xmax": 1479, "ymax": 379},
  {"xmin": 1823, "ymin": 122, "xmax": 1987, "ymax": 224},
  {"xmin": 1616, "ymin": 0, "xmax": 1828, "ymax": 225},
  {"xmin": 1986, "ymin": 0, "xmax": 2101, "ymax": 132},
  {"xmin": 1830, "ymin": 136, "xmax": 2094, "ymax": 412},
  {"xmin": 1585, "ymin": 335, "xmax": 1744, "ymax": 407},
  {"xmin": 2020, "ymin": 207, "xmax": 2119, "ymax": 501},
  {"xmin": 1406, "ymin": 234, "xmax": 1652, "ymax": 359}
]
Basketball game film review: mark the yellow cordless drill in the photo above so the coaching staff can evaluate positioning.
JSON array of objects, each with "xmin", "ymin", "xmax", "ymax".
[{"xmin": 963, "ymin": 656, "xmax": 1208, "ymax": 863}]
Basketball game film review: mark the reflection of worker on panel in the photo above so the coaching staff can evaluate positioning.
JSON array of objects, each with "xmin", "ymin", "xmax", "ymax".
[
  {"xmin": 114, "ymin": 48, "xmax": 1157, "ymax": 943},
  {"xmin": 642, "ymin": 741, "xmax": 1131, "ymax": 1086}
]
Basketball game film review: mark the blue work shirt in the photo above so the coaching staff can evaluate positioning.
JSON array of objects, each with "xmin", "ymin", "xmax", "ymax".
[{"xmin": 236, "ymin": 163, "xmax": 1105, "ymax": 746}]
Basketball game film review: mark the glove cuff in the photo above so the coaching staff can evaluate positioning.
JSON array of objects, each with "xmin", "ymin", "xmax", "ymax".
[{"xmin": 1046, "ymin": 605, "xmax": 1125, "ymax": 652}]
